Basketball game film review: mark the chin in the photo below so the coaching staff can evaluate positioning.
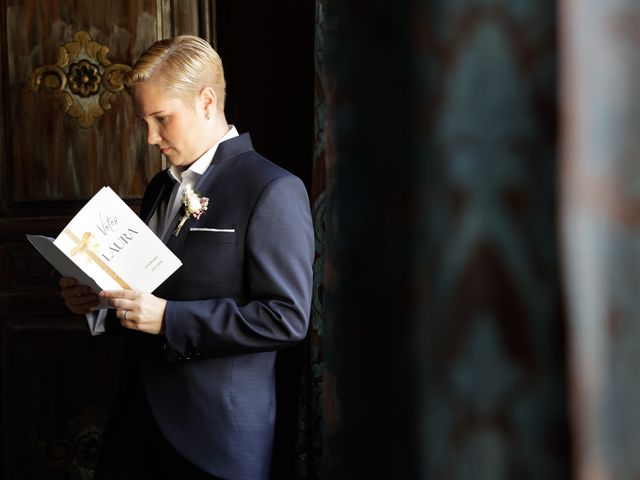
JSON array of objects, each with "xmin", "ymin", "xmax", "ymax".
[{"xmin": 169, "ymin": 159, "xmax": 193, "ymax": 170}]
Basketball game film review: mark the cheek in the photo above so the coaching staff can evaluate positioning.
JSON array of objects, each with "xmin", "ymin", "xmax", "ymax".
[
  {"xmin": 163, "ymin": 125, "xmax": 183, "ymax": 146},
  {"xmin": 172, "ymin": 120, "xmax": 194, "ymax": 142},
  {"xmin": 181, "ymin": 125, "xmax": 202, "ymax": 149}
]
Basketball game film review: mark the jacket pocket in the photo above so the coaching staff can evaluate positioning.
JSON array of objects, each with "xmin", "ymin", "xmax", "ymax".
[{"xmin": 188, "ymin": 229, "xmax": 236, "ymax": 244}]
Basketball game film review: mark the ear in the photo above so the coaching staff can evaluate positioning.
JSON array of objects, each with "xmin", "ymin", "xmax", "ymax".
[{"xmin": 199, "ymin": 87, "xmax": 217, "ymax": 117}]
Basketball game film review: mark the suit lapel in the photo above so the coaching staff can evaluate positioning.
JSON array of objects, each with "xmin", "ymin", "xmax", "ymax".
[
  {"xmin": 164, "ymin": 133, "xmax": 255, "ymax": 254},
  {"xmin": 194, "ymin": 133, "xmax": 254, "ymax": 193},
  {"xmin": 140, "ymin": 171, "xmax": 174, "ymax": 224}
]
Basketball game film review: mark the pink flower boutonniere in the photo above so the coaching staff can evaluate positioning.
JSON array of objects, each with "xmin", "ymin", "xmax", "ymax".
[{"xmin": 173, "ymin": 186, "xmax": 209, "ymax": 236}]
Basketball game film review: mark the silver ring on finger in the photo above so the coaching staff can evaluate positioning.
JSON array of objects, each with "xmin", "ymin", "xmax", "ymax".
[{"xmin": 124, "ymin": 310, "xmax": 128, "ymax": 321}]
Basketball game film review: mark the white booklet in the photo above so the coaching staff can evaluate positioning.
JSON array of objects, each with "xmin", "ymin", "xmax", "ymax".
[{"xmin": 28, "ymin": 186, "xmax": 182, "ymax": 310}]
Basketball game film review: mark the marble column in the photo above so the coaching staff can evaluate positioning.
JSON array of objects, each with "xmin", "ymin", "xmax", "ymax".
[{"xmin": 561, "ymin": 1, "xmax": 640, "ymax": 478}]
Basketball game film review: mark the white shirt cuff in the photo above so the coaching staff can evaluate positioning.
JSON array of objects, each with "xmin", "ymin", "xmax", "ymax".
[{"xmin": 85, "ymin": 309, "xmax": 108, "ymax": 335}]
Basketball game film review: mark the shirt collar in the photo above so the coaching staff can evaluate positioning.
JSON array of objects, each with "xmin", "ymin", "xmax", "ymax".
[{"xmin": 167, "ymin": 125, "xmax": 239, "ymax": 185}]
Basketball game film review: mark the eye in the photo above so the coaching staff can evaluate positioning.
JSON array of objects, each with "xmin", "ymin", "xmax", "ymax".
[{"xmin": 156, "ymin": 115, "xmax": 169, "ymax": 124}]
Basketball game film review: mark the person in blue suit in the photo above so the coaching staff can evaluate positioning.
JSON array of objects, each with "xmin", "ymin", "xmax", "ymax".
[{"xmin": 59, "ymin": 35, "xmax": 314, "ymax": 480}]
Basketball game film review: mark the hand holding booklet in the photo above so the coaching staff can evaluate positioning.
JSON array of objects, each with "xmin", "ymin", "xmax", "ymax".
[{"xmin": 27, "ymin": 186, "xmax": 182, "ymax": 311}]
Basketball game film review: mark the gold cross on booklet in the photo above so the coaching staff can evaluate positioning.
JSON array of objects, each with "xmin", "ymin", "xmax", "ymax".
[{"xmin": 27, "ymin": 187, "xmax": 182, "ymax": 309}]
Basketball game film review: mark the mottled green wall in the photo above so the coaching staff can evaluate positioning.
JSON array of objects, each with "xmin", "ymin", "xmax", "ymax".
[{"xmin": 319, "ymin": 1, "xmax": 569, "ymax": 479}]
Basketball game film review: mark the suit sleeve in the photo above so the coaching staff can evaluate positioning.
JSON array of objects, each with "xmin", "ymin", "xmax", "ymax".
[{"xmin": 162, "ymin": 175, "xmax": 314, "ymax": 358}]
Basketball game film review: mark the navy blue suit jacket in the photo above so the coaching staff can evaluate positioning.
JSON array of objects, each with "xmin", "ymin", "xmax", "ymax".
[{"xmin": 108, "ymin": 133, "xmax": 314, "ymax": 479}]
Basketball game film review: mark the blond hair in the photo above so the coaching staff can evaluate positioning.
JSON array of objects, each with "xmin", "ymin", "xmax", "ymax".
[{"xmin": 125, "ymin": 35, "xmax": 226, "ymax": 110}]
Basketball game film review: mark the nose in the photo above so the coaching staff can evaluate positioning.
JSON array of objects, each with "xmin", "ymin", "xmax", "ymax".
[{"xmin": 146, "ymin": 124, "xmax": 161, "ymax": 145}]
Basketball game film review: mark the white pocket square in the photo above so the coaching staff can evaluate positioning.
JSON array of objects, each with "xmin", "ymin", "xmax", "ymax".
[{"xmin": 190, "ymin": 227, "xmax": 235, "ymax": 233}]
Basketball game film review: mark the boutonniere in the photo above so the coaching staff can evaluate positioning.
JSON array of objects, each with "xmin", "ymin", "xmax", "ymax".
[{"xmin": 173, "ymin": 186, "xmax": 210, "ymax": 236}]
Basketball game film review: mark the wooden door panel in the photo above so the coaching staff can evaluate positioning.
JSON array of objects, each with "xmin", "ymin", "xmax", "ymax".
[
  {"xmin": 6, "ymin": 0, "xmax": 161, "ymax": 202},
  {"xmin": 0, "ymin": 2, "xmax": 215, "ymax": 479},
  {"xmin": 2, "ymin": 317, "xmax": 122, "ymax": 480}
]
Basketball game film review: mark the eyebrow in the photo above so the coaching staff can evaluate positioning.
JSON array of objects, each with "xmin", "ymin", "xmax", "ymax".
[{"xmin": 136, "ymin": 110, "xmax": 166, "ymax": 120}]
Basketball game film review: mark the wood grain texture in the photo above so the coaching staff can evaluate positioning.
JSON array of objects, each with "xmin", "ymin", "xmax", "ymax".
[
  {"xmin": 1, "ymin": 317, "xmax": 124, "ymax": 480},
  {"xmin": 5, "ymin": 0, "xmax": 162, "ymax": 202},
  {"xmin": 0, "ymin": 2, "xmax": 216, "ymax": 479}
]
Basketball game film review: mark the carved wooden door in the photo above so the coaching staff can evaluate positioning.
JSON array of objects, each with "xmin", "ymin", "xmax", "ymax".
[{"xmin": 0, "ymin": 2, "xmax": 215, "ymax": 479}]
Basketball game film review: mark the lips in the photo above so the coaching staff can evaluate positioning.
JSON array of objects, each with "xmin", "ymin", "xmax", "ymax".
[{"xmin": 160, "ymin": 147, "xmax": 171, "ymax": 155}]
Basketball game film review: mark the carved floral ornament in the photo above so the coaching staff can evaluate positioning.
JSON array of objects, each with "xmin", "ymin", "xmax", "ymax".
[{"xmin": 28, "ymin": 31, "xmax": 131, "ymax": 128}]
